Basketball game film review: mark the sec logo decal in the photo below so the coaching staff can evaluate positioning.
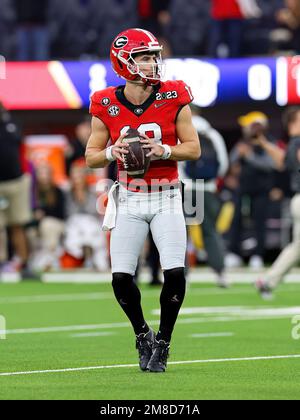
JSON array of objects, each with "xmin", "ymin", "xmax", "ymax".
[{"xmin": 108, "ymin": 105, "xmax": 120, "ymax": 116}]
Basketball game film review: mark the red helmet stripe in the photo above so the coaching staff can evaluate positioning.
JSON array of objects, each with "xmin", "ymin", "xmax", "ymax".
[{"xmin": 136, "ymin": 28, "xmax": 156, "ymax": 43}]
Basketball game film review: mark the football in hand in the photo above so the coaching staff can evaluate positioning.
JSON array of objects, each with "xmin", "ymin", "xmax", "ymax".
[{"xmin": 122, "ymin": 128, "xmax": 151, "ymax": 178}]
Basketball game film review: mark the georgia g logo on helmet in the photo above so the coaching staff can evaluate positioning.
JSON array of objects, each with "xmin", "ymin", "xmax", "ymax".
[{"xmin": 113, "ymin": 36, "xmax": 128, "ymax": 49}]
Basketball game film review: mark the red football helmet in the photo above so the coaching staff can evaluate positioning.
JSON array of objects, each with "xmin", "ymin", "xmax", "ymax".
[{"xmin": 110, "ymin": 28, "xmax": 164, "ymax": 85}]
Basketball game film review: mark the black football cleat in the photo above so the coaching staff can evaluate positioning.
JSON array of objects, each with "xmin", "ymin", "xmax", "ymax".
[
  {"xmin": 136, "ymin": 329, "xmax": 156, "ymax": 371},
  {"xmin": 147, "ymin": 339, "xmax": 170, "ymax": 373}
]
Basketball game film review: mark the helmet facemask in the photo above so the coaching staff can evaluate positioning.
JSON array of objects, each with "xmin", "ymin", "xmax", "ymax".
[{"xmin": 119, "ymin": 49, "xmax": 164, "ymax": 85}]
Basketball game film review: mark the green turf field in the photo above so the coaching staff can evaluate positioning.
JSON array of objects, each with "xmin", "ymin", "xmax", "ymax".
[{"xmin": 0, "ymin": 280, "xmax": 299, "ymax": 400}]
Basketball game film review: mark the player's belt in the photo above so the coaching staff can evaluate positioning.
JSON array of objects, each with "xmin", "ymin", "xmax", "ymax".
[{"xmin": 119, "ymin": 181, "xmax": 180, "ymax": 193}]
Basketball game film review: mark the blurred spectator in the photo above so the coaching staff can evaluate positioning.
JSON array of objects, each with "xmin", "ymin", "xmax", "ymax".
[
  {"xmin": 65, "ymin": 116, "xmax": 91, "ymax": 174},
  {"xmin": 88, "ymin": 0, "xmax": 138, "ymax": 58},
  {"xmin": 0, "ymin": 196, "xmax": 9, "ymax": 265},
  {"xmin": 63, "ymin": 163, "xmax": 108, "ymax": 271},
  {"xmin": 0, "ymin": 0, "xmax": 16, "ymax": 60},
  {"xmin": 5, "ymin": 0, "xmax": 294, "ymax": 60},
  {"xmin": 225, "ymin": 111, "xmax": 276, "ymax": 269},
  {"xmin": 0, "ymin": 102, "xmax": 32, "ymax": 278},
  {"xmin": 208, "ymin": 0, "xmax": 262, "ymax": 57},
  {"xmin": 14, "ymin": 0, "xmax": 50, "ymax": 61},
  {"xmin": 48, "ymin": 0, "xmax": 97, "ymax": 59},
  {"xmin": 275, "ymin": 0, "xmax": 300, "ymax": 52},
  {"xmin": 137, "ymin": 0, "xmax": 172, "ymax": 57},
  {"xmin": 31, "ymin": 164, "xmax": 65, "ymax": 271},
  {"xmin": 256, "ymin": 106, "xmax": 300, "ymax": 298},
  {"xmin": 137, "ymin": 0, "xmax": 171, "ymax": 35},
  {"xmin": 167, "ymin": 0, "xmax": 210, "ymax": 56},
  {"xmin": 49, "ymin": 0, "xmax": 137, "ymax": 59},
  {"xmin": 180, "ymin": 106, "xmax": 229, "ymax": 287},
  {"xmin": 243, "ymin": 0, "xmax": 284, "ymax": 55}
]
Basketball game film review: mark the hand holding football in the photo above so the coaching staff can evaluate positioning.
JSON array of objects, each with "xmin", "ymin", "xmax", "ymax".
[{"xmin": 122, "ymin": 128, "xmax": 151, "ymax": 178}]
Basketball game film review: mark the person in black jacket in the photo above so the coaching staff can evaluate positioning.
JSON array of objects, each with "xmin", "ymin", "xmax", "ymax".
[{"xmin": 225, "ymin": 112, "xmax": 276, "ymax": 270}]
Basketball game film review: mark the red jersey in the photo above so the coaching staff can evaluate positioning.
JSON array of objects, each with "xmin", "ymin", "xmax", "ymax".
[
  {"xmin": 211, "ymin": 0, "xmax": 243, "ymax": 20},
  {"xmin": 90, "ymin": 80, "xmax": 193, "ymax": 191}
]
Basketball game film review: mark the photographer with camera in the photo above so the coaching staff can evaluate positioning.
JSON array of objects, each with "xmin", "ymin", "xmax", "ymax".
[{"xmin": 225, "ymin": 112, "xmax": 277, "ymax": 269}]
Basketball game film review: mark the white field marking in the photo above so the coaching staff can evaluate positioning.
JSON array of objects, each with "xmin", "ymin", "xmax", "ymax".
[
  {"xmin": 0, "ymin": 289, "xmax": 246, "ymax": 305},
  {"xmin": 0, "ymin": 287, "xmax": 238, "ymax": 304},
  {"xmin": 152, "ymin": 306, "xmax": 300, "ymax": 317},
  {"xmin": 0, "ymin": 292, "xmax": 113, "ymax": 305},
  {"xmin": 0, "ymin": 354, "xmax": 300, "ymax": 377},
  {"xmin": 190, "ymin": 332, "xmax": 234, "ymax": 338},
  {"xmin": 3, "ymin": 312, "xmax": 298, "ymax": 336},
  {"xmin": 70, "ymin": 332, "xmax": 115, "ymax": 338},
  {"xmin": 1, "ymin": 284, "xmax": 300, "ymax": 305},
  {"xmin": 41, "ymin": 268, "xmax": 300, "ymax": 284},
  {"xmin": 3, "ymin": 322, "xmax": 133, "ymax": 335},
  {"xmin": 0, "ymin": 289, "xmax": 247, "ymax": 305}
]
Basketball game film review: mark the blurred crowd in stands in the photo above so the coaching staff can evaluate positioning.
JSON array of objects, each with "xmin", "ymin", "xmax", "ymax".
[{"xmin": 1, "ymin": 0, "xmax": 300, "ymax": 61}]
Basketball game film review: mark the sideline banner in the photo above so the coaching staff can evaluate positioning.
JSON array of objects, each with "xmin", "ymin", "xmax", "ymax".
[{"xmin": 1, "ymin": 57, "xmax": 300, "ymax": 109}]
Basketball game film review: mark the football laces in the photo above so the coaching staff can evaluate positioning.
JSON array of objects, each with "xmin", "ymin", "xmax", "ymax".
[{"xmin": 123, "ymin": 154, "xmax": 129, "ymax": 169}]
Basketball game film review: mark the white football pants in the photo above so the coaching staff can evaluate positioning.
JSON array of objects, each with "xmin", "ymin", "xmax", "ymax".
[{"xmin": 110, "ymin": 185, "xmax": 187, "ymax": 275}]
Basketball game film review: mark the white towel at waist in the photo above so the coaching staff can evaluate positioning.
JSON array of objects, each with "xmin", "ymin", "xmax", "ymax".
[{"xmin": 102, "ymin": 181, "xmax": 120, "ymax": 231}]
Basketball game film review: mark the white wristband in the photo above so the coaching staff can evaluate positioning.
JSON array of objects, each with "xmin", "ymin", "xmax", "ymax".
[
  {"xmin": 161, "ymin": 144, "xmax": 172, "ymax": 160},
  {"xmin": 106, "ymin": 146, "xmax": 116, "ymax": 162}
]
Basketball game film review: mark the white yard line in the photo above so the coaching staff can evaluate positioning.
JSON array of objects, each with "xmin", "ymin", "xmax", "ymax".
[
  {"xmin": 3, "ymin": 268, "xmax": 300, "ymax": 285},
  {"xmin": 2, "ymin": 312, "xmax": 297, "ymax": 336},
  {"xmin": 0, "ymin": 292, "xmax": 113, "ymax": 305},
  {"xmin": 160, "ymin": 306, "xmax": 300, "ymax": 317},
  {"xmin": 1, "ymin": 285, "xmax": 299, "ymax": 305},
  {"xmin": 0, "ymin": 354, "xmax": 299, "ymax": 377},
  {"xmin": 40, "ymin": 268, "xmax": 300, "ymax": 284},
  {"xmin": 2, "ymin": 322, "xmax": 133, "ymax": 334}
]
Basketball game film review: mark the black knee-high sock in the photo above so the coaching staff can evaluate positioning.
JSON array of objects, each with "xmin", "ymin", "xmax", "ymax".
[
  {"xmin": 112, "ymin": 272, "xmax": 149, "ymax": 336},
  {"xmin": 156, "ymin": 267, "xmax": 186, "ymax": 343}
]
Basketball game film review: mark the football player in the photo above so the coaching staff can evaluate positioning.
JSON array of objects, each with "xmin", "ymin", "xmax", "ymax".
[{"xmin": 86, "ymin": 28, "xmax": 200, "ymax": 372}]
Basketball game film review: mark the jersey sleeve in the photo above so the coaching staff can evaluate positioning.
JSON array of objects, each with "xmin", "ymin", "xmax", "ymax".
[
  {"xmin": 89, "ymin": 91, "xmax": 105, "ymax": 120},
  {"xmin": 176, "ymin": 80, "xmax": 194, "ymax": 106}
]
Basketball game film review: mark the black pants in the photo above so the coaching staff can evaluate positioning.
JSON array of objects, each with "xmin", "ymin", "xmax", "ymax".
[
  {"xmin": 202, "ymin": 191, "xmax": 225, "ymax": 274},
  {"xmin": 229, "ymin": 191, "xmax": 269, "ymax": 257},
  {"xmin": 184, "ymin": 188, "xmax": 225, "ymax": 275}
]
